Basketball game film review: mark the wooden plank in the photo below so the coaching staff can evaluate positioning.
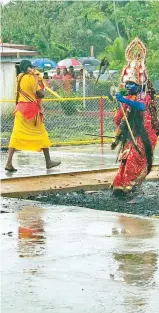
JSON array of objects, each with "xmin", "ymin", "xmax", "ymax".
[{"xmin": 1, "ymin": 166, "xmax": 159, "ymax": 198}]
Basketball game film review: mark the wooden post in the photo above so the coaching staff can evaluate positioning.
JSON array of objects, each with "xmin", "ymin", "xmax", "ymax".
[
  {"xmin": 90, "ymin": 45, "xmax": 94, "ymax": 57},
  {"xmin": 99, "ymin": 97, "xmax": 104, "ymax": 145}
]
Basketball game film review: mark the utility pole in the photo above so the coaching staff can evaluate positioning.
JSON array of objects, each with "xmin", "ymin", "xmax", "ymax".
[{"xmin": 90, "ymin": 45, "xmax": 94, "ymax": 57}]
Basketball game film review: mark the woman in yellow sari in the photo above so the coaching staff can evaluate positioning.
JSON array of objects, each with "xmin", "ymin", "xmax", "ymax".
[{"xmin": 5, "ymin": 60, "xmax": 61, "ymax": 171}]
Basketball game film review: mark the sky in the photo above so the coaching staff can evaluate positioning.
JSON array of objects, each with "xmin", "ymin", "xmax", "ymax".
[{"xmin": 0, "ymin": 0, "xmax": 11, "ymax": 4}]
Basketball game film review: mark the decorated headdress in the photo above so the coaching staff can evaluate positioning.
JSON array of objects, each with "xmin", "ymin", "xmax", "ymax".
[{"xmin": 120, "ymin": 37, "xmax": 148, "ymax": 88}]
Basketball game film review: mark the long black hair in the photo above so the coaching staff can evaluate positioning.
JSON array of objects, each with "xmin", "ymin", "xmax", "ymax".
[
  {"xmin": 120, "ymin": 108, "xmax": 153, "ymax": 174},
  {"xmin": 20, "ymin": 60, "xmax": 33, "ymax": 73},
  {"xmin": 16, "ymin": 60, "xmax": 33, "ymax": 104}
]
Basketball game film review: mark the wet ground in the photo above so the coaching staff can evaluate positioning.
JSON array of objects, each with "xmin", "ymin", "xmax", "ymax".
[
  {"xmin": 1, "ymin": 199, "xmax": 159, "ymax": 313},
  {"xmin": 1, "ymin": 144, "xmax": 159, "ymax": 179},
  {"xmin": 1, "ymin": 144, "xmax": 159, "ymax": 312}
]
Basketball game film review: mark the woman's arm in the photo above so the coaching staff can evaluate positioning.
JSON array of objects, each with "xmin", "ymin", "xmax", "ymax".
[
  {"xmin": 116, "ymin": 93, "xmax": 145, "ymax": 111},
  {"xmin": 30, "ymin": 75, "xmax": 45, "ymax": 99}
]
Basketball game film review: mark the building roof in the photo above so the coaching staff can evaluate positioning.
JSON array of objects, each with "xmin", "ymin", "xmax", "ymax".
[
  {"xmin": 2, "ymin": 43, "xmax": 36, "ymax": 51},
  {"xmin": 0, "ymin": 45, "xmax": 38, "ymax": 57},
  {"xmin": 1, "ymin": 57, "xmax": 37, "ymax": 64}
]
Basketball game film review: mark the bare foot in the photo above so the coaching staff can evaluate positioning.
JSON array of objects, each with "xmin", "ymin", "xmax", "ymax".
[{"xmin": 46, "ymin": 160, "xmax": 61, "ymax": 169}]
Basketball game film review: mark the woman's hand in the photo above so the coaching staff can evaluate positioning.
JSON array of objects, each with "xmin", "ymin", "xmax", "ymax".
[
  {"xmin": 116, "ymin": 93, "xmax": 124, "ymax": 103},
  {"xmin": 111, "ymin": 141, "xmax": 118, "ymax": 150}
]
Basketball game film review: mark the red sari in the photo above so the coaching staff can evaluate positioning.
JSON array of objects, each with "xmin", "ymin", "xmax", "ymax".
[{"xmin": 113, "ymin": 94, "xmax": 157, "ymax": 192}]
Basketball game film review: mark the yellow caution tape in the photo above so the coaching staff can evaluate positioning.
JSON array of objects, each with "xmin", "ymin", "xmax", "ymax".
[
  {"xmin": 45, "ymin": 86, "xmax": 61, "ymax": 98},
  {"xmin": 1, "ymin": 95, "xmax": 159, "ymax": 103},
  {"xmin": 0, "ymin": 96, "xmax": 109, "ymax": 102}
]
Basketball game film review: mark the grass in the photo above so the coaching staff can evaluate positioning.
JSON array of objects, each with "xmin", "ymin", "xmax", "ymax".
[
  {"xmin": 1, "ymin": 102, "xmax": 115, "ymax": 145},
  {"xmin": 44, "ymin": 109, "xmax": 115, "ymax": 143}
]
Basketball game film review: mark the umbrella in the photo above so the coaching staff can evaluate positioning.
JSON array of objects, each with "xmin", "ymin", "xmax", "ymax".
[
  {"xmin": 56, "ymin": 65, "xmax": 67, "ymax": 69},
  {"xmin": 58, "ymin": 58, "xmax": 82, "ymax": 67},
  {"xmin": 79, "ymin": 57, "xmax": 100, "ymax": 66},
  {"xmin": 32, "ymin": 58, "xmax": 57, "ymax": 69}
]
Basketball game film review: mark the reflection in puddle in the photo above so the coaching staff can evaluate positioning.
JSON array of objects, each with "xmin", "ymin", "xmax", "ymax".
[
  {"xmin": 123, "ymin": 295, "xmax": 147, "ymax": 313},
  {"xmin": 118, "ymin": 215, "xmax": 155, "ymax": 238},
  {"xmin": 17, "ymin": 207, "xmax": 45, "ymax": 258},
  {"xmin": 114, "ymin": 215, "xmax": 157, "ymax": 287},
  {"xmin": 113, "ymin": 215, "xmax": 158, "ymax": 312},
  {"xmin": 114, "ymin": 251, "xmax": 157, "ymax": 286}
]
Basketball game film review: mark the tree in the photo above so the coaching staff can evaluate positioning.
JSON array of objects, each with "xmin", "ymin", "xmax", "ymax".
[
  {"xmin": 1, "ymin": 0, "xmax": 159, "ymax": 79},
  {"xmin": 108, "ymin": 0, "xmax": 159, "ymax": 78},
  {"xmin": 98, "ymin": 36, "xmax": 128, "ymax": 70}
]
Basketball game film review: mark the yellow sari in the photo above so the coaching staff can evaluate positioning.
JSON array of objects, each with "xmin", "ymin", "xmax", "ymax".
[{"xmin": 9, "ymin": 73, "xmax": 51, "ymax": 151}]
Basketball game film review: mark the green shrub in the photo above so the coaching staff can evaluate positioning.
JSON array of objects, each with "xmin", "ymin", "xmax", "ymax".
[
  {"xmin": 60, "ymin": 100, "xmax": 77, "ymax": 115},
  {"xmin": 87, "ymin": 80, "xmax": 119, "ymax": 97},
  {"xmin": 59, "ymin": 90, "xmax": 82, "ymax": 115}
]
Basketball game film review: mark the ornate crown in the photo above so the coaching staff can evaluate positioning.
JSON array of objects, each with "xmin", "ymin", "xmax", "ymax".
[{"xmin": 120, "ymin": 37, "xmax": 148, "ymax": 87}]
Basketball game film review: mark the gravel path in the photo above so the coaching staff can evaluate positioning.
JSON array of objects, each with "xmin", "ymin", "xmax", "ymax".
[{"xmin": 27, "ymin": 181, "xmax": 159, "ymax": 217}]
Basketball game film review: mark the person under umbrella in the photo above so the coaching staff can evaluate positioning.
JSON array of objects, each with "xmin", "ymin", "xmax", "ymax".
[
  {"xmin": 62, "ymin": 68, "xmax": 72, "ymax": 94},
  {"xmin": 69, "ymin": 66, "xmax": 77, "ymax": 92},
  {"xmin": 53, "ymin": 67, "xmax": 63, "ymax": 80},
  {"xmin": 43, "ymin": 72, "xmax": 51, "ymax": 88}
]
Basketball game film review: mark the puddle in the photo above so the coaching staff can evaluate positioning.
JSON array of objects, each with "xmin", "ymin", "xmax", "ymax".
[{"xmin": 1, "ymin": 202, "xmax": 159, "ymax": 313}]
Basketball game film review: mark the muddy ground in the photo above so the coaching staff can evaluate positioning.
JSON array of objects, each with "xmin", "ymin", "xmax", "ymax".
[{"xmin": 22, "ymin": 181, "xmax": 159, "ymax": 217}]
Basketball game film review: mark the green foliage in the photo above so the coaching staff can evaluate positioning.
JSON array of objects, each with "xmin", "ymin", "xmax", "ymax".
[
  {"xmin": 1, "ymin": 0, "xmax": 159, "ymax": 78},
  {"xmin": 1, "ymin": 0, "xmax": 114, "ymax": 59},
  {"xmin": 109, "ymin": 0, "xmax": 159, "ymax": 78},
  {"xmin": 93, "ymin": 80, "xmax": 116, "ymax": 96},
  {"xmin": 98, "ymin": 37, "xmax": 128, "ymax": 70},
  {"xmin": 60, "ymin": 100, "xmax": 77, "ymax": 115},
  {"xmin": 59, "ymin": 90, "xmax": 81, "ymax": 115},
  {"xmin": 120, "ymin": 88, "xmax": 128, "ymax": 96}
]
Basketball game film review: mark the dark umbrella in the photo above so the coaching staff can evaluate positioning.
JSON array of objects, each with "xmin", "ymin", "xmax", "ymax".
[
  {"xmin": 32, "ymin": 58, "xmax": 57, "ymax": 69},
  {"xmin": 79, "ymin": 57, "xmax": 100, "ymax": 66}
]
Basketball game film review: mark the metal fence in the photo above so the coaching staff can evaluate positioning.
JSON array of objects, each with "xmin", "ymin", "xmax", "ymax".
[
  {"xmin": 1, "ymin": 96, "xmax": 116, "ymax": 147},
  {"xmin": 1, "ymin": 94, "xmax": 159, "ymax": 147}
]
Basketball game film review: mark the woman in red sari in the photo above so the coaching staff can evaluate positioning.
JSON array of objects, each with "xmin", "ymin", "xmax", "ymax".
[{"xmin": 111, "ymin": 38, "xmax": 158, "ymax": 195}]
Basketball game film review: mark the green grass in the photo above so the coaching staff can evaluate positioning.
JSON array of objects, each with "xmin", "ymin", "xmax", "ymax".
[{"xmin": 1, "ymin": 105, "xmax": 115, "ymax": 145}]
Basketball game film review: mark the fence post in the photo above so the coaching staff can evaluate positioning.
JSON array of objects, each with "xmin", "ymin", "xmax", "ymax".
[
  {"xmin": 99, "ymin": 96, "xmax": 104, "ymax": 145},
  {"xmin": 83, "ymin": 68, "xmax": 86, "ymax": 108}
]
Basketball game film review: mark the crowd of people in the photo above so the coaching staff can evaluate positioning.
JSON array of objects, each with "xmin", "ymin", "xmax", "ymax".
[{"xmin": 43, "ymin": 66, "xmax": 95, "ymax": 94}]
